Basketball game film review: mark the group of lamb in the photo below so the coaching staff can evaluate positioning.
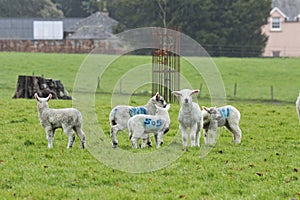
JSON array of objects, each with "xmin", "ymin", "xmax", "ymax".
[
  {"xmin": 110, "ymin": 89, "xmax": 242, "ymax": 150},
  {"xmin": 34, "ymin": 89, "xmax": 243, "ymax": 149}
]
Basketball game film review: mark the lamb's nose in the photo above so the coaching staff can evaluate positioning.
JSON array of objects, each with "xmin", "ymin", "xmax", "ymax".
[{"xmin": 184, "ymin": 99, "xmax": 188, "ymax": 103}]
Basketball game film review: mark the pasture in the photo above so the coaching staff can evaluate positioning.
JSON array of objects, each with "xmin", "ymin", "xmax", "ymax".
[{"xmin": 0, "ymin": 52, "xmax": 299, "ymax": 199}]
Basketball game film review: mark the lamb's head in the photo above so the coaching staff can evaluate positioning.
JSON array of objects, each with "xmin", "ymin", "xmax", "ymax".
[
  {"xmin": 34, "ymin": 93, "xmax": 52, "ymax": 109},
  {"xmin": 172, "ymin": 89, "xmax": 199, "ymax": 105},
  {"xmin": 150, "ymin": 92, "xmax": 168, "ymax": 108},
  {"xmin": 202, "ymin": 106, "xmax": 222, "ymax": 121}
]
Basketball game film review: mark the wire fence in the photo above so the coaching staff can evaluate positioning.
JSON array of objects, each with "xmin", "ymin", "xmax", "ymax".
[{"xmin": 0, "ymin": 39, "xmax": 124, "ymax": 54}]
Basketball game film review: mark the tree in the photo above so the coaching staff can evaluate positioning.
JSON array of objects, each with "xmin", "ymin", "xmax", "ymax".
[
  {"xmin": 0, "ymin": 0, "xmax": 63, "ymax": 18},
  {"xmin": 51, "ymin": 0, "xmax": 89, "ymax": 17},
  {"xmin": 108, "ymin": 0, "xmax": 272, "ymax": 57}
]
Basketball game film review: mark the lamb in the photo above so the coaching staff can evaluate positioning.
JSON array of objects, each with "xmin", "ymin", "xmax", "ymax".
[
  {"xmin": 201, "ymin": 106, "xmax": 222, "ymax": 145},
  {"xmin": 172, "ymin": 89, "xmax": 203, "ymax": 150},
  {"xmin": 109, "ymin": 92, "xmax": 167, "ymax": 148},
  {"xmin": 34, "ymin": 93, "xmax": 86, "ymax": 149},
  {"xmin": 296, "ymin": 92, "xmax": 300, "ymax": 123},
  {"xmin": 202, "ymin": 105, "xmax": 242, "ymax": 144},
  {"xmin": 128, "ymin": 104, "xmax": 171, "ymax": 148}
]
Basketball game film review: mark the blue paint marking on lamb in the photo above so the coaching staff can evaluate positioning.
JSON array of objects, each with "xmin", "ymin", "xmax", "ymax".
[
  {"xmin": 129, "ymin": 106, "xmax": 147, "ymax": 117},
  {"xmin": 144, "ymin": 118, "xmax": 163, "ymax": 129},
  {"xmin": 218, "ymin": 107, "xmax": 230, "ymax": 119}
]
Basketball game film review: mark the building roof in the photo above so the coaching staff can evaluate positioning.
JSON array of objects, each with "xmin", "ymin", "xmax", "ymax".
[
  {"xmin": 0, "ymin": 18, "xmax": 82, "ymax": 40},
  {"xmin": 68, "ymin": 12, "xmax": 118, "ymax": 33},
  {"xmin": 68, "ymin": 25, "xmax": 115, "ymax": 40},
  {"xmin": 272, "ymin": 0, "xmax": 300, "ymax": 20},
  {"xmin": 0, "ymin": 11, "xmax": 118, "ymax": 40},
  {"xmin": 67, "ymin": 12, "xmax": 118, "ymax": 40}
]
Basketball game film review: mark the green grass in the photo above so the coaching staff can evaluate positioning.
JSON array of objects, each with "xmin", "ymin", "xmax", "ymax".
[{"xmin": 0, "ymin": 52, "xmax": 299, "ymax": 199}]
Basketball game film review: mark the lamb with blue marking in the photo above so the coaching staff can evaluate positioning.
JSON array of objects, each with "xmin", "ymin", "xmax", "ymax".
[
  {"xmin": 109, "ymin": 93, "xmax": 167, "ymax": 148},
  {"xmin": 34, "ymin": 93, "xmax": 86, "ymax": 149},
  {"xmin": 127, "ymin": 104, "xmax": 171, "ymax": 148},
  {"xmin": 172, "ymin": 89, "xmax": 203, "ymax": 150},
  {"xmin": 202, "ymin": 105, "xmax": 242, "ymax": 144}
]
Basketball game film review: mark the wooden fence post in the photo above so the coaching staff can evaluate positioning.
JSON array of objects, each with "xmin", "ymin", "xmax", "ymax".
[
  {"xmin": 119, "ymin": 79, "xmax": 122, "ymax": 94},
  {"xmin": 97, "ymin": 76, "xmax": 100, "ymax": 89},
  {"xmin": 234, "ymin": 83, "xmax": 237, "ymax": 97},
  {"xmin": 271, "ymin": 85, "xmax": 274, "ymax": 100}
]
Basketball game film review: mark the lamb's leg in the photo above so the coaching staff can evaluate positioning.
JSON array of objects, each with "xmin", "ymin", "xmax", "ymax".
[
  {"xmin": 110, "ymin": 125, "xmax": 120, "ymax": 148},
  {"xmin": 63, "ymin": 126, "xmax": 75, "ymax": 148},
  {"xmin": 156, "ymin": 132, "xmax": 164, "ymax": 148},
  {"xmin": 208, "ymin": 129, "xmax": 216, "ymax": 145},
  {"xmin": 74, "ymin": 126, "xmax": 86, "ymax": 149},
  {"xmin": 190, "ymin": 124, "xmax": 198, "ymax": 147},
  {"xmin": 180, "ymin": 125, "xmax": 188, "ymax": 150},
  {"xmin": 141, "ymin": 135, "xmax": 149, "ymax": 148},
  {"xmin": 147, "ymin": 137, "xmax": 153, "ymax": 147},
  {"xmin": 195, "ymin": 122, "xmax": 201, "ymax": 147},
  {"xmin": 203, "ymin": 129, "xmax": 208, "ymax": 144},
  {"xmin": 131, "ymin": 137, "xmax": 139, "ymax": 148},
  {"xmin": 154, "ymin": 134, "xmax": 158, "ymax": 146},
  {"xmin": 232, "ymin": 125, "xmax": 242, "ymax": 144},
  {"xmin": 45, "ymin": 127, "xmax": 54, "ymax": 148},
  {"xmin": 227, "ymin": 122, "xmax": 242, "ymax": 143}
]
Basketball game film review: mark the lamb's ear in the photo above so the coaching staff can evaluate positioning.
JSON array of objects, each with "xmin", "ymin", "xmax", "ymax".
[
  {"xmin": 191, "ymin": 89, "xmax": 200, "ymax": 95},
  {"xmin": 171, "ymin": 91, "xmax": 182, "ymax": 96},
  {"xmin": 47, "ymin": 93, "xmax": 52, "ymax": 101},
  {"xmin": 203, "ymin": 106, "xmax": 211, "ymax": 114},
  {"xmin": 155, "ymin": 92, "xmax": 160, "ymax": 100},
  {"xmin": 34, "ymin": 93, "xmax": 39, "ymax": 101}
]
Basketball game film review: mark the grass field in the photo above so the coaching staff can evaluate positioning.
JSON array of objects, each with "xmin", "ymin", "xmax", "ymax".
[{"xmin": 0, "ymin": 52, "xmax": 299, "ymax": 199}]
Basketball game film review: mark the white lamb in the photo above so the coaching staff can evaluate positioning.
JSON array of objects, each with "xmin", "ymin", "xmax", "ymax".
[
  {"xmin": 34, "ymin": 93, "xmax": 86, "ymax": 149},
  {"xmin": 296, "ymin": 92, "xmax": 300, "ymax": 123},
  {"xmin": 128, "ymin": 104, "xmax": 171, "ymax": 148},
  {"xmin": 202, "ymin": 105, "xmax": 242, "ymax": 144},
  {"xmin": 172, "ymin": 89, "xmax": 203, "ymax": 150},
  {"xmin": 201, "ymin": 106, "xmax": 222, "ymax": 145},
  {"xmin": 109, "ymin": 92, "xmax": 167, "ymax": 148}
]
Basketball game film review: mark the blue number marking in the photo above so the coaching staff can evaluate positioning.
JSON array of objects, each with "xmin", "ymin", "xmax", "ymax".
[
  {"xmin": 144, "ymin": 118, "xmax": 163, "ymax": 129},
  {"xmin": 218, "ymin": 108, "xmax": 230, "ymax": 119},
  {"xmin": 130, "ymin": 106, "xmax": 148, "ymax": 117},
  {"xmin": 144, "ymin": 118, "xmax": 151, "ymax": 125},
  {"xmin": 151, "ymin": 120, "xmax": 156, "ymax": 126},
  {"xmin": 156, "ymin": 119, "xmax": 162, "ymax": 127}
]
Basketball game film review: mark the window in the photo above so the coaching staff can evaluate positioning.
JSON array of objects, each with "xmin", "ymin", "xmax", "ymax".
[
  {"xmin": 33, "ymin": 21, "xmax": 63, "ymax": 40},
  {"xmin": 271, "ymin": 17, "xmax": 281, "ymax": 31},
  {"xmin": 272, "ymin": 51, "xmax": 280, "ymax": 57}
]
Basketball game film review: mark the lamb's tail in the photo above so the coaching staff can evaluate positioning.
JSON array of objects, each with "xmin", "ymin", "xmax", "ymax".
[{"xmin": 109, "ymin": 108, "xmax": 118, "ymax": 126}]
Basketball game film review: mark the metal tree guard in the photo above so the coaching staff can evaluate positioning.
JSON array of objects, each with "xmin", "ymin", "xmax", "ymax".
[{"xmin": 152, "ymin": 27, "xmax": 181, "ymax": 102}]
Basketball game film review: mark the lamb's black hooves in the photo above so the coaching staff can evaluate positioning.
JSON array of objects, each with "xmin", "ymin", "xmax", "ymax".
[
  {"xmin": 112, "ymin": 142, "xmax": 118, "ymax": 148},
  {"xmin": 147, "ymin": 142, "xmax": 153, "ymax": 147}
]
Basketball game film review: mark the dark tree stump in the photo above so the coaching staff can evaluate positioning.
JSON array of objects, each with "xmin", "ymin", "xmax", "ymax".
[{"xmin": 13, "ymin": 75, "xmax": 72, "ymax": 99}]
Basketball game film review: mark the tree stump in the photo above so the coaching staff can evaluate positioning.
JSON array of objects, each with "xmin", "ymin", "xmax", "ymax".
[{"xmin": 13, "ymin": 75, "xmax": 72, "ymax": 99}]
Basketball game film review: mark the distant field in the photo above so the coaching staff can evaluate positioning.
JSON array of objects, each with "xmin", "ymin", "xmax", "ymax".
[
  {"xmin": 0, "ymin": 52, "xmax": 299, "ymax": 199},
  {"xmin": 1, "ymin": 52, "xmax": 299, "ymax": 102}
]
